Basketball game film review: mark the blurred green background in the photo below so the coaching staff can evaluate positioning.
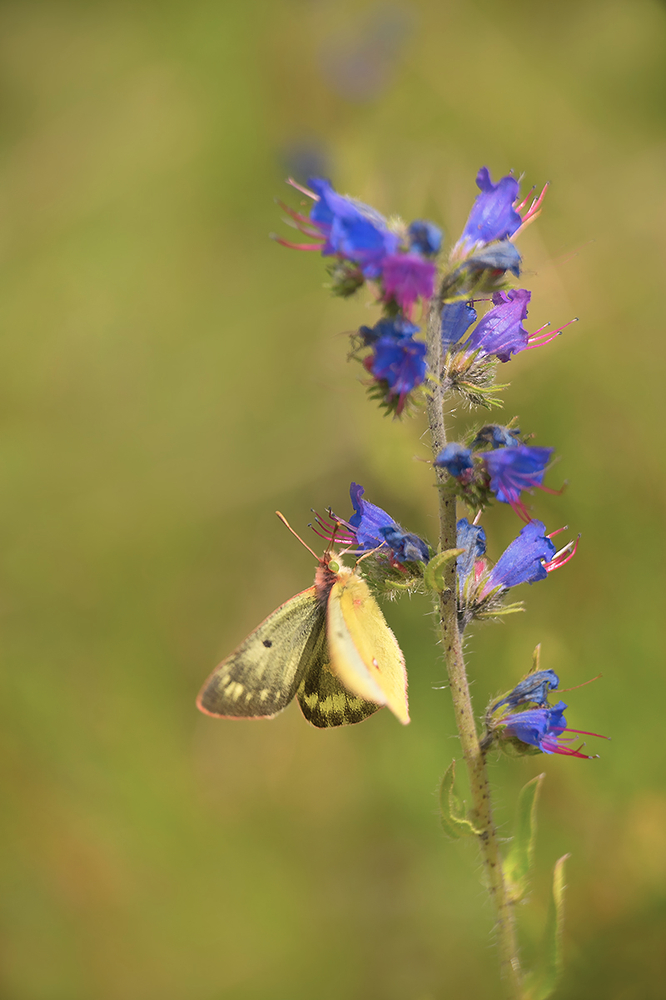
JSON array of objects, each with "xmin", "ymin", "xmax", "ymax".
[{"xmin": 1, "ymin": 0, "xmax": 665, "ymax": 997}]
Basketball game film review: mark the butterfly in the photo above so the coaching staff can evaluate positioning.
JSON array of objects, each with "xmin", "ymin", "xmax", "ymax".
[{"xmin": 196, "ymin": 513, "xmax": 409, "ymax": 728}]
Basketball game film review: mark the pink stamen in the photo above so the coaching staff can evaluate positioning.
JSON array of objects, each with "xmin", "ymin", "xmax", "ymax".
[
  {"xmin": 514, "ymin": 185, "xmax": 535, "ymax": 214},
  {"xmin": 527, "ymin": 316, "xmax": 578, "ymax": 348},
  {"xmin": 286, "ymin": 177, "xmax": 317, "ymax": 200},
  {"xmin": 552, "ymin": 727, "xmax": 610, "ymax": 740},
  {"xmin": 271, "ymin": 236, "xmax": 325, "ymax": 251},
  {"xmin": 522, "ymin": 182, "xmax": 549, "ymax": 223},
  {"xmin": 547, "ymin": 525, "xmax": 568, "ymax": 539},
  {"xmin": 538, "ymin": 482, "xmax": 566, "ymax": 497},
  {"xmin": 545, "ymin": 535, "xmax": 579, "ymax": 572},
  {"xmin": 275, "ymin": 198, "xmax": 322, "ymax": 232},
  {"xmin": 509, "ymin": 182, "xmax": 550, "ymax": 242}
]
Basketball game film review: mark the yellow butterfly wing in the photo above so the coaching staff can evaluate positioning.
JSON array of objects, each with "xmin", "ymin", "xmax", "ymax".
[
  {"xmin": 197, "ymin": 588, "xmax": 325, "ymax": 719},
  {"xmin": 327, "ymin": 570, "xmax": 410, "ymax": 725},
  {"xmin": 296, "ymin": 621, "xmax": 381, "ymax": 728}
]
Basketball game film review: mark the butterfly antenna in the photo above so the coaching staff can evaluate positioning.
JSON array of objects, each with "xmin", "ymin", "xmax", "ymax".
[{"xmin": 275, "ymin": 511, "xmax": 320, "ymax": 561}]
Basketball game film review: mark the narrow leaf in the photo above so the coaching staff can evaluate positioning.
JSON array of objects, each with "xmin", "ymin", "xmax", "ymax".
[
  {"xmin": 504, "ymin": 773, "xmax": 544, "ymax": 903},
  {"xmin": 424, "ymin": 549, "xmax": 464, "ymax": 593},
  {"xmin": 525, "ymin": 854, "xmax": 570, "ymax": 1000},
  {"xmin": 439, "ymin": 760, "xmax": 482, "ymax": 838}
]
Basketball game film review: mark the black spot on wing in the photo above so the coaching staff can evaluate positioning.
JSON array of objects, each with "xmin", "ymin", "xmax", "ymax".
[{"xmin": 198, "ymin": 592, "xmax": 325, "ymax": 718}]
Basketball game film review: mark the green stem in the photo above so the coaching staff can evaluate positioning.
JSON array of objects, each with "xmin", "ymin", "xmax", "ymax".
[{"xmin": 426, "ymin": 300, "xmax": 523, "ymax": 999}]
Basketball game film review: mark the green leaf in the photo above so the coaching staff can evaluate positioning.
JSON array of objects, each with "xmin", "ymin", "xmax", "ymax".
[
  {"xmin": 524, "ymin": 854, "xmax": 570, "ymax": 1000},
  {"xmin": 424, "ymin": 549, "xmax": 464, "ymax": 593},
  {"xmin": 438, "ymin": 760, "xmax": 482, "ymax": 839},
  {"xmin": 504, "ymin": 773, "xmax": 545, "ymax": 903}
]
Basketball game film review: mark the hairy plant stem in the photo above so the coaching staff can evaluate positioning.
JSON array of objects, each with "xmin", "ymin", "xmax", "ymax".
[{"xmin": 426, "ymin": 300, "xmax": 523, "ymax": 999}]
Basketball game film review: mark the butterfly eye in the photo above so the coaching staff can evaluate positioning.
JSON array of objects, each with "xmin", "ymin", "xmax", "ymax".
[{"xmin": 329, "ymin": 560, "xmax": 340, "ymax": 573}]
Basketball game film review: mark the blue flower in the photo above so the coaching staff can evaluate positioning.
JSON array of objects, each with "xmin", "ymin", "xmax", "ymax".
[
  {"xmin": 460, "ymin": 167, "xmax": 522, "ymax": 246},
  {"xmin": 381, "ymin": 253, "xmax": 436, "ymax": 314},
  {"xmin": 379, "ymin": 525, "xmax": 430, "ymax": 563},
  {"xmin": 463, "ymin": 289, "xmax": 531, "ymax": 362},
  {"xmin": 359, "ymin": 315, "xmax": 420, "ymax": 345},
  {"xmin": 369, "ymin": 329, "xmax": 427, "ymax": 412},
  {"xmin": 456, "ymin": 517, "xmax": 487, "ymax": 593},
  {"xmin": 473, "ymin": 424, "xmax": 522, "ymax": 449},
  {"xmin": 407, "ymin": 219, "xmax": 443, "ymax": 257},
  {"xmin": 457, "ymin": 290, "xmax": 570, "ymax": 363},
  {"xmin": 441, "ymin": 301, "xmax": 477, "ymax": 348},
  {"xmin": 341, "ymin": 483, "xmax": 430, "ymax": 563},
  {"xmin": 277, "ymin": 178, "xmax": 399, "ymax": 279},
  {"xmin": 310, "ymin": 178, "xmax": 400, "ymax": 277},
  {"xmin": 498, "ymin": 701, "xmax": 605, "ymax": 759},
  {"xmin": 482, "ymin": 445, "xmax": 554, "ymax": 519},
  {"xmin": 347, "ymin": 483, "xmax": 396, "ymax": 549},
  {"xmin": 492, "ymin": 670, "xmax": 560, "ymax": 712},
  {"xmin": 481, "ymin": 520, "xmax": 556, "ymax": 593},
  {"xmin": 434, "ymin": 443, "xmax": 474, "ymax": 477},
  {"xmin": 460, "ymin": 240, "xmax": 522, "ymax": 277}
]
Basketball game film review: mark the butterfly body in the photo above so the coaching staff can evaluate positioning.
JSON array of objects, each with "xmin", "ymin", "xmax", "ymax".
[{"xmin": 197, "ymin": 553, "xmax": 409, "ymax": 728}]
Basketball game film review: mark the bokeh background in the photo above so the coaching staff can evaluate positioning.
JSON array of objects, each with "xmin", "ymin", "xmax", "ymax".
[{"xmin": 1, "ymin": 1, "xmax": 665, "ymax": 997}]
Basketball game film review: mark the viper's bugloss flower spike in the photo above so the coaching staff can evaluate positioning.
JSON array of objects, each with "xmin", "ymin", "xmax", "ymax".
[
  {"xmin": 434, "ymin": 443, "xmax": 474, "ymax": 477},
  {"xmin": 407, "ymin": 219, "xmax": 443, "ymax": 257},
  {"xmin": 492, "ymin": 670, "xmax": 560, "ymax": 713},
  {"xmin": 496, "ymin": 701, "xmax": 607, "ymax": 759},
  {"xmin": 381, "ymin": 253, "xmax": 436, "ymax": 315}
]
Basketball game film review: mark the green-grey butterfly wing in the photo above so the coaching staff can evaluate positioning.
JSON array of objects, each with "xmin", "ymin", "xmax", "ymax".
[
  {"xmin": 197, "ymin": 587, "xmax": 325, "ymax": 719},
  {"xmin": 297, "ymin": 620, "xmax": 381, "ymax": 728}
]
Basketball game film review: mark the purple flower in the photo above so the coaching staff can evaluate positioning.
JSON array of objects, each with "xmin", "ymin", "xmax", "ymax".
[
  {"xmin": 311, "ymin": 179, "xmax": 400, "ymax": 277},
  {"xmin": 441, "ymin": 301, "xmax": 477, "ymax": 348},
  {"xmin": 434, "ymin": 443, "xmax": 474, "ymax": 477},
  {"xmin": 482, "ymin": 445, "xmax": 554, "ymax": 520},
  {"xmin": 464, "ymin": 290, "xmax": 531, "ymax": 362},
  {"xmin": 460, "ymin": 167, "xmax": 522, "ymax": 246},
  {"xmin": 317, "ymin": 484, "xmax": 430, "ymax": 565},
  {"xmin": 368, "ymin": 330, "xmax": 427, "ymax": 412},
  {"xmin": 456, "ymin": 517, "xmax": 487, "ymax": 594},
  {"xmin": 381, "ymin": 253, "xmax": 436, "ymax": 314},
  {"xmin": 378, "ymin": 525, "xmax": 430, "ymax": 563},
  {"xmin": 462, "ymin": 240, "xmax": 522, "ymax": 277},
  {"xmin": 407, "ymin": 219, "xmax": 442, "ymax": 257},
  {"xmin": 481, "ymin": 520, "xmax": 556, "ymax": 593},
  {"xmin": 276, "ymin": 178, "xmax": 399, "ymax": 279},
  {"xmin": 493, "ymin": 670, "xmax": 560, "ymax": 712},
  {"xmin": 457, "ymin": 519, "xmax": 577, "ymax": 610},
  {"xmin": 473, "ymin": 424, "xmax": 522, "ymax": 449},
  {"xmin": 359, "ymin": 315, "xmax": 419, "ymax": 345},
  {"xmin": 499, "ymin": 701, "xmax": 606, "ymax": 759},
  {"xmin": 347, "ymin": 482, "xmax": 397, "ymax": 549},
  {"xmin": 460, "ymin": 290, "xmax": 570, "ymax": 363}
]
